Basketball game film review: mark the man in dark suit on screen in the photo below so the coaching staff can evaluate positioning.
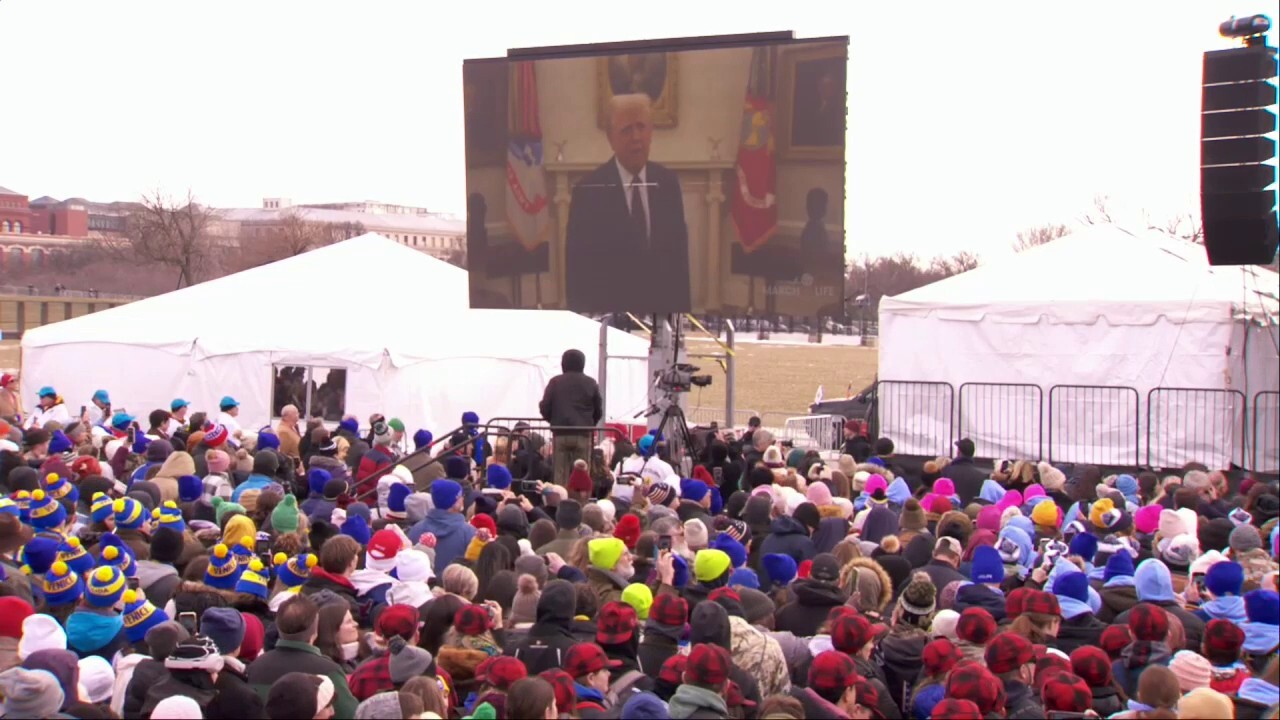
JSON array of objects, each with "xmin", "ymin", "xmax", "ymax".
[{"xmin": 564, "ymin": 93, "xmax": 691, "ymax": 314}]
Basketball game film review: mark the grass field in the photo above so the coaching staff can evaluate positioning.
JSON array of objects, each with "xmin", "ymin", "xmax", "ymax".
[{"xmin": 683, "ymin": 339, "xmax": 879, "ymax": 419}]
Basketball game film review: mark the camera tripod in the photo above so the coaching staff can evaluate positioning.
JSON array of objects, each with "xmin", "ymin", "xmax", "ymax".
[{"xmin": 637, "ymin": 396, "xmax": 700, "ymax": 475}]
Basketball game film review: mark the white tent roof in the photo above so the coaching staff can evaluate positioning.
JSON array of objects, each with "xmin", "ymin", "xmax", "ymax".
[
  {"xmin": 23, "ymin": 234, "xmax": 649, "ymax": 367},
  {"xmin": 880, "ymin": 225, "xmax": 1279, "ymax": 325}
]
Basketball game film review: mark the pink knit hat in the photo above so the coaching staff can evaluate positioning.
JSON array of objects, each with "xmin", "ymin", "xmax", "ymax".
[
  {"xmin": 206, "ymin": 449, "xmax": 231, "ymax": 474},
  {"xmin": 1158, "ymin": 508, "xmax": 1187, "ymax": 539},
  {"xmin": 996, "ymin": 489, "xmax": 1023, "ymax": 512},
  {"xmin": 1134, "ymin": 505, "xmax": 1163, "ymax": 535},
  {"xmin": 1169, "ymin": 650, "xmax": 1212, "ymax": 692},
  {"xmin": 806, "ymin": 482, "xmax": 833, "ymax": 506},
  {"xmin": 933, "ymin": 478, "xmax": 955, "ymax": 496},
  {"xmin": 865, "ymin": 474, "xmax": 888, "ymax": 495},
  {"xmin": 1022, "ymin": 484, "xmax": 1046, "ymax": 503},
  {"xmin": 977, "ymin": 506, "xmax": 1003, "ymax": 533}
]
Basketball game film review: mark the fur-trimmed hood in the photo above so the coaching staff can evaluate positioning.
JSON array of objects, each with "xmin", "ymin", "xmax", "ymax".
[
  {"xmin": 839, "ymin": 556, "xmax": 893, "ymax": 613},
  {"xmin": 436, "ymin": 645, "xmax": 489, "ymax": 683}
]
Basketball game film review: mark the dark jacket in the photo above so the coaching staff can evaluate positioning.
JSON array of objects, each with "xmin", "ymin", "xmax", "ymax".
[
  {"xmin": 880, "ymin": 627, "xmax": 928, "ymax": 713},
  {"xmin": 944, "ymin": 457, "xmax": 988, "ymax": 505},
  {"xmin": 537, "ymin": 528, "xmax": 584, "ymax": 560},
  {"xmin": 676, "ymin": 500, "xmax": 715, "ymax": 532},
  {"xmin": 788, "ymin": 686, "xmax": 851, "ymax": 720},
  {"xmin": 906, "ymin": 559, "xmax": 966, "ymax": 595},
  {"xmin": 123, "ymin": 658, "xmax": 168, "ymax": 719},
  {"xmin": 564, "ymin": 158, "xmax": 691, "ymax": 314},
  {"xmin": 301, "ymin": 568, "xmax": 362, "ymax": 619},
  {"xmin": 1055, "ymin": 613, "xmax": 1106, "ymax": 655},
  {"xmin": 1003, "ymin": 679, "xmax": 1046, "ymax": 720},
  {"xmin": 637, "ymin": 626, "xmax": 681, "ymax": 676},
  {"xmin": 211, "ymin": 659, "xmax": 264, "ymax": 720},
  {"xmin": 774, "ymin": 579, "xmax": 847, "ymax": 638},
  {"xmin": 538, "ymin": 350, "xmax": 603, "ymax": 433},
  {"xmin": 247, "ymin": 639, "xmax": 358, "ymax": 719},
  {"xmin": 505, "ymin": 595, "xmax": 578, "ymax": 677},
  {"xmin": 854, "ymin": 655, "xmax": 902, "ymax": 719},
  {"xmin": 952, "ymin": 584, "xmax": 1007, "ymax": 622},
  {"xmin": 757, "ymin": 516, "xmax": 816, "ymax": 590},
  {"xmin": 1091, "ymin": 686, "xmax": 1125, "ymax": 718},
  {"xmin": 1097, "ymin": 584, "xmax": 1138, "ymax": 623}
]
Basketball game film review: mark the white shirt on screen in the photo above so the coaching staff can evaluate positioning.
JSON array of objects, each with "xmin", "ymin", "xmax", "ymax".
[{"xmin": 216, "ymin": 411, "xmax": 242, "ymax": 438}]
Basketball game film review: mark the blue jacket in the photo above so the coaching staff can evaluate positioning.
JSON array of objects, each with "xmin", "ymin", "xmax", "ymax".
[
  {"xmin": 408, "ymin": 508, "xmax": 475, "ymax": 571},
  {"xmin": 232, "ymin": 473, "xmax": 274, "ymax": 503}
]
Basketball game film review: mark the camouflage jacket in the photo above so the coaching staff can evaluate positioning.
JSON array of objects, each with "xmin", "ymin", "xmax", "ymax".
[{"xmin": 728, "ymin": 615, "xmax": 791, "ymax": 697}]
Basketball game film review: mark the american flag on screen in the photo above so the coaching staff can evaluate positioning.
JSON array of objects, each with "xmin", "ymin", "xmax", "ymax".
[
  {"xmin": 732, "ymin": 45, "xmax": 777, "ymax": 253},
  {"xmin": 505, "ymin": 60, "xmax": 552, "ymax": 251}
]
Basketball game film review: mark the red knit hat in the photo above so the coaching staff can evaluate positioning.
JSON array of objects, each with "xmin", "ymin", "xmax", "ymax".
[
  {"xmin": 0, "ymin": 597, "xmax": 34, "ymax": 639},
  {"xmin": 613, "ymin": 515, "xmax": 642, "ymax": 550},
  {"xmin": 1099, "ymin": 624, "xmax": 1133, "ymax": 660},
  {"xmin": 469, "ymin": 514, "xmax": 497, "ymax": 536},
  {"xmin": 568, "ymin": 467, "xmax": 592, "ymax": 495}
]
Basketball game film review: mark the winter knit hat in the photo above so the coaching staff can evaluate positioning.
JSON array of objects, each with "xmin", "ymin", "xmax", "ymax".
[
  {"xmin": 204, "ymin": 544, "xmax": 242, "ymax": 590},
  {"xmin": 85, "ymin": 564, "xmax": 127, "ymax": 608},
  {"xmin": 899, "ymin": 572, "xmax": 938, "ymax": 616},
  {"xmin": 387, "ymin": 636, "xmax": 435, "ymax": 685},
  {"xmin": 1031, "ymin": 499, "xmax": 1060, "ymax": 529},
  {"xmin": 340, "ymin": 514, "xmax": 371, "ymax": 545},
  {"xmin": 1104, "ymin": 552, "xmax": 1135, "ymax": 580},
  {"xmin": 899, "ymin": 498, "xmax": 927, "ymax": 531},
  {"xmin": 588, "ymin": 538, "xmax": 627, "ymax": 572},
  {"xmin": 1178, "ymin": 687, "xmax": 1235, "ymax": 719},
  {"xmin": 693, "ymin": 549, "xmax": 732, "ymax": 584},
  {"xmin": 178, "ymin": 475, "xmax": 203, "ymax": 503},
  {"xmin": 27, "ymin": 489, "xmax": 66, "ymax": 530},
  {"xmin": 56, "ymin": 536, "xmax": 94, "ymax": 577},
  {"xmin": 684, "ymin": 519, "xmax": 709, "ymax": 551},
  {"xmin": 762, "ymin": 553, "xmax": 798, "ymax": 587},
  {"xmin": 122, "ymin": 589, "xmax": 169, "ymax": 644},
  {"xmin": 430, "ymin": 479, "xmax": 463, "ymax": 511},
  {"xmin": 113, "ymin": 497, "xmax": 146, "ymax": 529},
  {"xmin": 1245, "ymin": 589, "xmax": 1280, "ymax": 625},
  {"xmin": 1229, "ymin": 524, "xmax": 1263, "ymax": 554},
  {"xmin": 709, "ymin": 534, "xmax": 747, "ymax": 569},
  {"xmin": 1134, "ymin": 504, "xmax": 1163, "ymax": 535},
  {"xmin": 235, "ymin": 558, "xmax": 271, "ymax": 599},
  {"xmin": 99, "ymin": 534, "xmax": 137, "ymax": 577},
  {"xmin": 42, "ymin": 472, "xmax": 77, "ymax": 504},
  {"xmin": 386, "ymin": 483, "xmax": 412, "ymax": 520},
  {"xmin": 90, "ymin": 492, "xmax": 114, "ymax": 524},
  {"xmin": 0, "ymin": 666, "xmax": 64, "ymax": 718},
  {"xmin": 1205, "ymin": 561, "xmax": 1244, "ymax": 596},
  {"xmin": 1169, "ymin": 650, "xmax": 1213, "ymax": 692},
  {"xmin": 18, "ymin": 536, "xmax": 59, "ymax": 576},
  {"xmin": 41, "ymin": 561, "xmax": 84, "ymax": 607},
  {"xmin": 970, "ymin": 545, "xmax": 1003, "ymax": 584},
  {"xmin": 274, "ymin": 552, "xmax": 317, "ymax": 588},
  {"xmin": 153, "ymin": 500, "xmax": 186, "ymax": 533}
]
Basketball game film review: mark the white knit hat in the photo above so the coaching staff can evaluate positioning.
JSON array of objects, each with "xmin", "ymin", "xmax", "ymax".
[
  {"xmin": 152, "ymin": 695, "xmax": 203, "ymax": 719},
  {"xmin": 77, "ymin": 656, "xmax": 115, "ymax": 703},
  {"xmin": 17, "ymin": 614, "xmax": 66, "ymax": 660},
  {"xmin": 395, "ymin": 549, "xmax": 434, "ymax": 583}
]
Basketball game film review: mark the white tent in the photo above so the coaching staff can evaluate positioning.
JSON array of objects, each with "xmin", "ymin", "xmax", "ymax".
[
  {"xmin": 21, "ymin": 234, "xmax": 651, "ymax": 437},
  {"xmin": 878, "ymin": 225, "xmax": 1280, "ymax": 470}
]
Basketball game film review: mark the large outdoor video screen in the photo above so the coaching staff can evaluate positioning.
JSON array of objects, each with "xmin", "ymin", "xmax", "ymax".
[{"xmin": 463, "ymin": 34, "xmax": 848, "ymax": 317}]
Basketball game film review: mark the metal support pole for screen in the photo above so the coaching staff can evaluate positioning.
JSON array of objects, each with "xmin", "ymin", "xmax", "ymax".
[
  {"xmin": 598, "ymin": 314, "xmax": 610, "ymax": 427},
  {"xmin": 725, "ymin": 320, "xmax": 736, "ymax": 428}
]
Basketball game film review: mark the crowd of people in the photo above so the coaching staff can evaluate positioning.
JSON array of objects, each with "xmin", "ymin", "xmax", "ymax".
[{"xmin": 0, "ymin": 366, "xmax": 1278, "ymax": 719}]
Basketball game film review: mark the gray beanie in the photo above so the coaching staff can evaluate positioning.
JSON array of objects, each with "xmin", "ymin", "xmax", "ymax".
[
  {"xmin": 513, "ymin": 554, "xmax": 549, "ymax": 588},
  {"xmin": 0, "ymin": 667, "xmax": 64, "ymax": 718},
  {"xmin": 356, "ymin": 691, "xmax": 407, "ymax": 720},
  {"xmin": 387, "ymin": 636, "xmax": 433, "ymax": 685},
  {"xmin": 405, "ymin": 492, "xmax": 433, "ymax": 524},
  {"xmin": 1229, "ymin": 524, "xmax": 1263, "ymax": 554}
]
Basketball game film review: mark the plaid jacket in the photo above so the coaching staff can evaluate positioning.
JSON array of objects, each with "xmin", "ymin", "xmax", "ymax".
[{"xmin": 347, "ymin": 654, "xmax": 393, "ymax": 701}]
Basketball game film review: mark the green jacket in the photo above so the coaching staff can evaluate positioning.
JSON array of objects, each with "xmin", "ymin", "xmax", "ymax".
[{"xmin": 246, "ymin": 639, "xmax": 358, "ymax": 719}]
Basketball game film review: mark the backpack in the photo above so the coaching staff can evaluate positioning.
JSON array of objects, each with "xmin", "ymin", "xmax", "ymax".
[
  {"xmin": 605, "ymin": 669, "xmax": 647, "ymax": 708},
  {"xmin": 513, "ymin": 639, "xmax": 564, "ymax": 676}
]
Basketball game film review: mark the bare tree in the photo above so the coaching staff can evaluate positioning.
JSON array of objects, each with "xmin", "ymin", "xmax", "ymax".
[
  {"xmin": 1148, "ymin": 212, "xmax": 1205, "ymax": 244},
  {"xmin": 846, "ymin": 250, "xmax": 979, "ymax": 307},
  {"xmin": 98, "ymin": 190, "xmax": 216, "ymax": 289},
  {"xmin": 1014, "ymin": 222, "xmax": 1072, "ymax": 252},
  {"xmin": 1081, "ymin": 194, "xmax": 1115, "ymax": 226},
  {"xmin": 238, "ymin": 213, "xmax": 367, "ymax": 269}
]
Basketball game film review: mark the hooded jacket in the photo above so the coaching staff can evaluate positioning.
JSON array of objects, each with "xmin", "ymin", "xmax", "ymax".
[
  {"xmin": 880, "ymin": 625, "xmax": 929, "ymax": 712},
  {"xmin": 668, "ymin": 684, "xmax": 730, "ymax": 719},
  {"xmin": 953, "ymin": 583, "xmax": 1007, "ymax": 621},
  {"xmin": 1055, "ymin": 612, "xmax": 1106, "ymax": 654},
  {"xmin": 728, "ymin": 615, "xmax": 790, "ymax": 697},
  {"xmin": 407, "ymin": 507, "xmax": 476, "ymax": 571},
  {"xmin": 757, "ymin": 515, "xmax": 817, "ymax": 590},
  {"xmin": 136, "ymin": 559, "xmax": 182, "ymax": 612},
  {"xmin": 774, "ymin": 579, "xmax": 848, "ymax": 637},
  {"xmin": 152, "ymin": 451, "xmax": 196, "ymax": 503},
  {"xmin": 1097, "ymin": 583, "xmax": 1138, "ymax": 623},
  {"xmin": 1114, "ymin": 559, "xmax": 1205, "ymax": 650},
  {"xmin": 505, "ymin": 580, "xmax": 578, "ymax": 675}
]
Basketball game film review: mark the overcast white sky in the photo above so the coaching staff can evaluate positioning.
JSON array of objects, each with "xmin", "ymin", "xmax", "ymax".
[{"xmin": 0, "ymin": 1, "xmax": 1274, "ymax": 260}]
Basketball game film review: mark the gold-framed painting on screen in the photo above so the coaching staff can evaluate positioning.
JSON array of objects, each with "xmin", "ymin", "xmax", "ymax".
[
  {"xmin": 597, "ymin": 52, "xmax": 679, "ymax": 129},
  {"xmin": 776, "ymin": 43, "xmax": 846, "ymax": 161}
]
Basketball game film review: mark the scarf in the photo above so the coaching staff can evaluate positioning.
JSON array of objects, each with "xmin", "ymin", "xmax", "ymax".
[
  {"xmin": 1241, "ymin": 621, "xmax": 1279, "ymax": 654},
  {"xmin": 1120, "ymin": 640, "xmax": 1171, "ymax": 669},
  {"xmin": 1103, "ymin": 575, "xmax": 1136, "ymax": 589},
  {"xmin": 1200, "ymin": 596, "xmax": 1248, "ymax": 624}
]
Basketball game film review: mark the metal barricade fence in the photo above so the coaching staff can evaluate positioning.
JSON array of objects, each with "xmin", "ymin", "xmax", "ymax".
[
  {"xmin": 875, "ymin": 381, "xmax": 954, "ymax": 458},
  {"xmin": 1048, "ymin": 385, "xmax": 1140, "ymax": 466},
  {"xmin": 1253, "ymin": 391, "xmax": 1280, "ymax": 473},
  {"xmin": 957, "ymin": 383, "xmax": 1044, "ymax": 461},
  {"xmin": 781, "ymin": 414, "xmax": 847, "ymax": 452},
  {"xmin": 686, "ymin": 406, "xmax": 760, "ymax": 429},
  {"xmin": 1147, "ymin": 388, "xmax": 1246, "ymax": 469}
]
